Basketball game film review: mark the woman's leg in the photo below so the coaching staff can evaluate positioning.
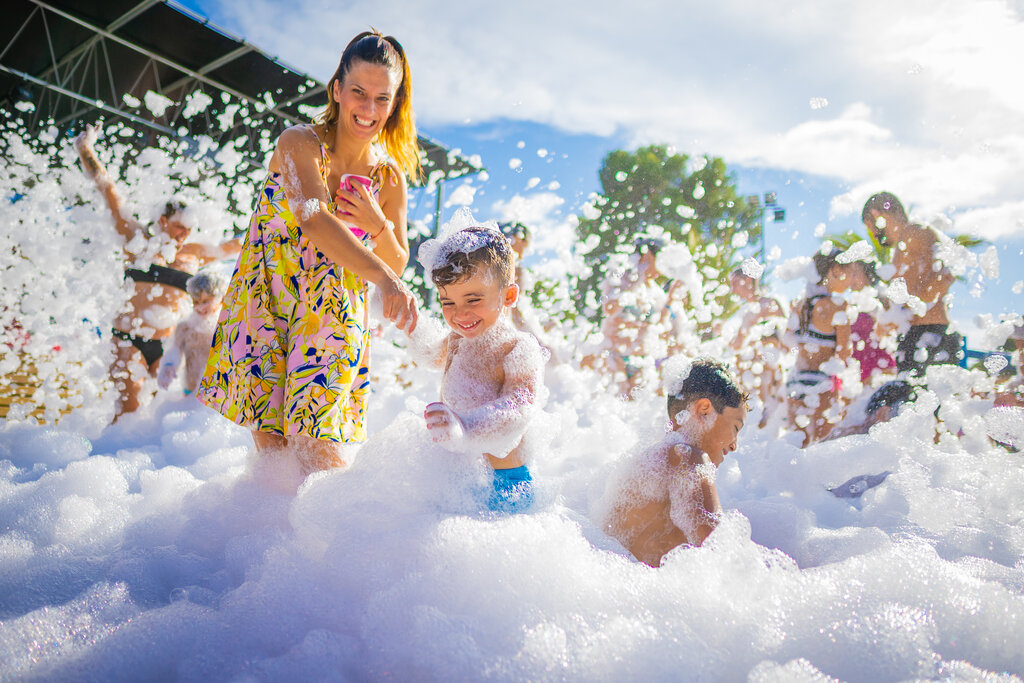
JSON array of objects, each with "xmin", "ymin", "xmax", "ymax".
[
  {"xmin": 252, "ymin": 430, "xmax": 346, "ymax": 474},
  {"xmin": 293, "ymin": 435, "xmax": 347, "ymax": 473},
  {"xmin": 252, "ymin": 430, "xmax": 288, "ymax": 453},
  {"xmin": 110, "ymin": 340, "xmax": 147, "ymax": 420}
]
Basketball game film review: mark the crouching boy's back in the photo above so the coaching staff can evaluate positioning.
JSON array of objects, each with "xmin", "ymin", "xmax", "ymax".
[{"xmin": 605, "ymin": 358, "xmax": 747, "ymax": 566}]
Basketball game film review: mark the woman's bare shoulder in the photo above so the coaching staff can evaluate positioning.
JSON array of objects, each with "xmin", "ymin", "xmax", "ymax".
[{"xmin": 275, "ymin": 125, "xmax": 321, "ymax": 155}]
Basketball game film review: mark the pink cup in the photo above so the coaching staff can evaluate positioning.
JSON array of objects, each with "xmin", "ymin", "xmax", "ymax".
[
  {"xmin": 341, "ymin": 173, "xmax": 373, "ymax": 194},
  {"xmin": 338, "ymin": 174, "xmax": 374, "ymax": 237}
]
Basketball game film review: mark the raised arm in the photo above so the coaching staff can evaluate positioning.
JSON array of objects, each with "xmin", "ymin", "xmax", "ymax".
[
  {"xmin": 73, "ymin": 124, "xmax": 145, "ymax": 246},
  {"xmin": 404, "ymin": 316, "xmax": 452, "ymax": 369},
  {"xmin": 272, "ymin": 126, "xmax": 416, "ymax": 331}
]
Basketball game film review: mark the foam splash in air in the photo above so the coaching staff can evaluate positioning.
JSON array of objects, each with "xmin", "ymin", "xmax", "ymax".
[{"xmin": 2, "ymin": 107, "xmax": 1024, "ymax": 682}]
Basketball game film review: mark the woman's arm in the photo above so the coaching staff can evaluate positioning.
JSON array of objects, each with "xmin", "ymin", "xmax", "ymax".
[
  {"xmin": 178, "ymin": 237, "xmax": 243, "ymax": 266},
  {"xmin": 337, "ymin": 163, "xmax": 410, "ymax": 276},
  {"xmin": 830, "ymin": 303, "xmax": 853, "ymax": 362},
  {"xmin": 272, "ymin": 126, "xmax": 417, "ymax": 331},
  {"xmin": 73, "ymin": 125, "xmax": 145, "ymax": 247},
  {"xmin": 813, "ymin": 298, "xmax": 852, "ymax": 361}
]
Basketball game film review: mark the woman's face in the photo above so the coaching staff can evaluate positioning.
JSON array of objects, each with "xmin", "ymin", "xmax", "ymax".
[
  {"xmin": 827, "ymin": 263, "xmax": 865, "ymax": 293},
  {"xmin": 333, "ymin": 60, "xmax": 401, "ymax": 142}
]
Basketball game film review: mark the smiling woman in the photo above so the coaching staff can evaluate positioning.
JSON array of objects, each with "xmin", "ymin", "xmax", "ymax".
[{"xmin": 197, "ymin": 30, "xmax": 421, "ymax": 475}]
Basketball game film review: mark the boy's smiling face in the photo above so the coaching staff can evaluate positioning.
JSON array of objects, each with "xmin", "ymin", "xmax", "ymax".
[
  {"xmin": 701, "ymin": 404, "xmax": 746, "ymax": 464},
  {"xmin": 437, "ymin": 267, "xmax": 518, "ymax": 339},
  {"xmin": 675, "ymin": 397, "xmax": 747, "ymax": 465}
]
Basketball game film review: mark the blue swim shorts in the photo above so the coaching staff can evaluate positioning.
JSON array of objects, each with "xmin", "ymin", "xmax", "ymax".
[{"xmin": 488, "ymin": 465, "xmax": 534, "ymax": 514}]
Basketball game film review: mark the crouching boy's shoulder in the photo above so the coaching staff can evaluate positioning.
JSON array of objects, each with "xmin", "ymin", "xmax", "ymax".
[{"xmin": 664, "ymin": 437, "xmax": 714, "ymax": 473}]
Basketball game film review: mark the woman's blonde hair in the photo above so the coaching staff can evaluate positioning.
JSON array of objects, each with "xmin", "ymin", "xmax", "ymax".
[{"xmin": 314, "ymin": 30, "xmax": 421, "ymax": 181}]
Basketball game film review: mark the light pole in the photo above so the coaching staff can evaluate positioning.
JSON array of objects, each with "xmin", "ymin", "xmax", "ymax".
[{"xmin": 748, "ymin": 192, "xmax": 785, "ymax": 283}]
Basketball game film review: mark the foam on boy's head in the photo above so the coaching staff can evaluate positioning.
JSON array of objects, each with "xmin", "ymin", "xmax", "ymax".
[
  {"xmin": 665, "ymin": 357, "xmax": 747, "ymax": 423},
  {"xmin": 430, "ymin": 226, "xmax": 515, "ymax": 288},
  {"xmin": 186, "ymin": 270, "xmax": 228, "ymax": 300}
]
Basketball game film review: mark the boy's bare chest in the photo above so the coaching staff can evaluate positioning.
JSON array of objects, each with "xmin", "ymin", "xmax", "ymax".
[{"xmin": 441, "ymin": 344, "xmax": 506, "ymax": 409}]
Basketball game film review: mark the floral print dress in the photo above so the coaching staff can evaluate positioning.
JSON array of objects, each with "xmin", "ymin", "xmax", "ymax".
[{"xmin": 198, "ymin": 133, "xmax": 376, "ymax": 443}]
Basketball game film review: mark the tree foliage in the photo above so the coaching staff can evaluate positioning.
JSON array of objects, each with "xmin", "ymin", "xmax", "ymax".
[{"xmin": 574, "ymin": 145, "xmax": 762, "ymax": 321}]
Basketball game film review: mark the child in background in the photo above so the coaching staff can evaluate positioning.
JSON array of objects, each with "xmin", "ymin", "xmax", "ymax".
[
  {"xmin": 415, "ymin": 225, "xmax": 546, "ymax": 513},
  {"xmin": 995, "ymin": 321, "xmax": 1024, "ymax": 408},
  {"xmin": 844, "ymin": 260, "xmax": 896, "ymax": 384},
  {"xmin": 824, "ymin": 379, "xmax": 917, "ymax": 440},
  {"xmin": 728, "ymin": 267, "xmax": 787, "ymax": 425},
  {"xmin": 785, "ymin": 251, "xmax": 863, "ymax": 446},
  {"xmin": 159, "ymin": 271, "xmax": 228, "ymax": 396},
  {"xmin": 604, "ymin": 359, "xmax": 748, "ymax": 566}
]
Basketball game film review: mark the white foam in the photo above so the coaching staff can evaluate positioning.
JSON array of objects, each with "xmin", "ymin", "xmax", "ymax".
[{"xmin": 3, "ymin": 114, "xmax": 1024, "ymax": 682}]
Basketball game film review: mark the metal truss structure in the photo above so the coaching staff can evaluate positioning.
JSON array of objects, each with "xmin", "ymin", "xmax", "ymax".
[{"xmin": 0, "ymin": 0, "xmax": 480, "ymax": 184}]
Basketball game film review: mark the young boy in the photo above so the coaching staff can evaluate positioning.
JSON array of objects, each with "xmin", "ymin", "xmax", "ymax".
[
  {"xmin": 824, "ymin": 380, "xmax": 917, "ymax": 440},
  {"xmin": 158, "ymin": 271, "xmax": 228, "ymax": 396},
  {"xmin": 604, "ymin": 359, "xmax": 747, "ymax": 566},
  {"xmin": 417, "ymin": 225, "xmax": 546, "ymax": 512}
]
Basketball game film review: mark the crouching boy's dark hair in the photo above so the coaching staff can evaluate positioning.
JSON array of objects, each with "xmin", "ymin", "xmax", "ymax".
[{"xmin": 667, "ymin": 358, "xmax": 748, "ymax": 421}]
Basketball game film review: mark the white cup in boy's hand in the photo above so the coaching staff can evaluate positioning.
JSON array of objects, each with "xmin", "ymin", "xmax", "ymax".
[{"xmin": 424, "ymin": 402, "xmax": 465, "ymax": 443}]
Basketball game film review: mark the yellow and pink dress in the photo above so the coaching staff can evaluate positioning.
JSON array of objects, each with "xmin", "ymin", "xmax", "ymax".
[{"xmin": 198, "ymin": 136, "xmax": 379, "ymax": 443}]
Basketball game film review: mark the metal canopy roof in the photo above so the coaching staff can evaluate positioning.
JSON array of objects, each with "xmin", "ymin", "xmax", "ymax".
[{"xmin": 0, "ymin": 0, "xmax": 481, "ymax": 183}]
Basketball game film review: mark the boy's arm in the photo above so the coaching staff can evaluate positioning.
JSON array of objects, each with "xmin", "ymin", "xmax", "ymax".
[
  {"xmin": 157, "ymin": 332, "xmax": 183, "ymax": 389},
  {"xmin": 666, "ymin": 444, "xmax": 722, "ymax": 547},
  {"xmin": 73, "ymin": 125, "xmax": 145, "ymax": 247},
  {"xmin": 439, "ymin": 335, "xmax": 545, "ymax": 458}
]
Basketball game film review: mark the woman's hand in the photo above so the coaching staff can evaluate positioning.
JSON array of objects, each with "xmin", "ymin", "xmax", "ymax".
[
  {"xmin": 335, "ymin": 181, "xmax": 389, "ymax": 238},
  {"xmin": 73, "ymin": 124, "xmax": 99, "ymax": 154},
  {"xmin": 378, "ymin": 272, "xmax": 418, "ymax": 333}
]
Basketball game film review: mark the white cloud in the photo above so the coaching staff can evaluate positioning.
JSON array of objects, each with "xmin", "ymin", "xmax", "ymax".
[
  {"xmin": 444, "ymin": 182, "xmax": 477, "ymax": 208},
  {"xmin": 491, "ymin": 192, "xmax": 564, "ymax": 228},
  {"xmin": 490, "ymin": 192, "xmax": 577, "ymax": 276},
  {"xmin": 205, "ymin": 0, "xmax": 1024, "ymax": 240}
]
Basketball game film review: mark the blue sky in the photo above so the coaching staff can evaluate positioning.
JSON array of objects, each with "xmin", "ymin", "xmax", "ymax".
[{"xmin": 182, "ymin": 0, "xmax": 1023, "ymax": 346}]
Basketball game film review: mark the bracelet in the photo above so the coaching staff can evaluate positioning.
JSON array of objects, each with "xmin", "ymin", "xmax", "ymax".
[{"xmin": 372, "ymin": 219, "xmax": 394, "ymax": 239}]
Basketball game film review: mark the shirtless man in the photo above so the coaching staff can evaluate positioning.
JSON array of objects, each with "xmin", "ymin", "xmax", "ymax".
[
  {"xmin": 862, "ymin": 192, "xmax": 961, "ymax": 378},
  {"xmin": 604, "ymin": 359, "xmax": 747, "ymax": 566},
  {"xmin": 74, "ymin": 124, "xmax": 241, "ymax": 418}
]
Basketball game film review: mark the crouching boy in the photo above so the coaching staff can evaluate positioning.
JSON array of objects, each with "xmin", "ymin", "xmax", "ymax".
[
  {"xmin": 415, "ymin": 225, "xmax": 546, "ymax": 513},
  {"xmin": 604, "ymin": 359, "xmax": 747, "ymax": 566}
]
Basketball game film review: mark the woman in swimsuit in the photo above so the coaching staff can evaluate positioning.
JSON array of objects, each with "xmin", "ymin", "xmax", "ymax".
[
  {"xmin": 197, "ymin": 31, "xmax": 419, "ymax": 475},
  {"xmin": 784, "ymin": 251, "xmax": 857, "ymax": 446},
  {"xmin": 74, "ymin": 126, "xmax": 241, "ymax": 420}
]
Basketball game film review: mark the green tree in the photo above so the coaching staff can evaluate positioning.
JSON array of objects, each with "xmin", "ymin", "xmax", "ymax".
[{"xmin": 574, "ymin": 145, "xmax": 762, "ymax": 323}]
